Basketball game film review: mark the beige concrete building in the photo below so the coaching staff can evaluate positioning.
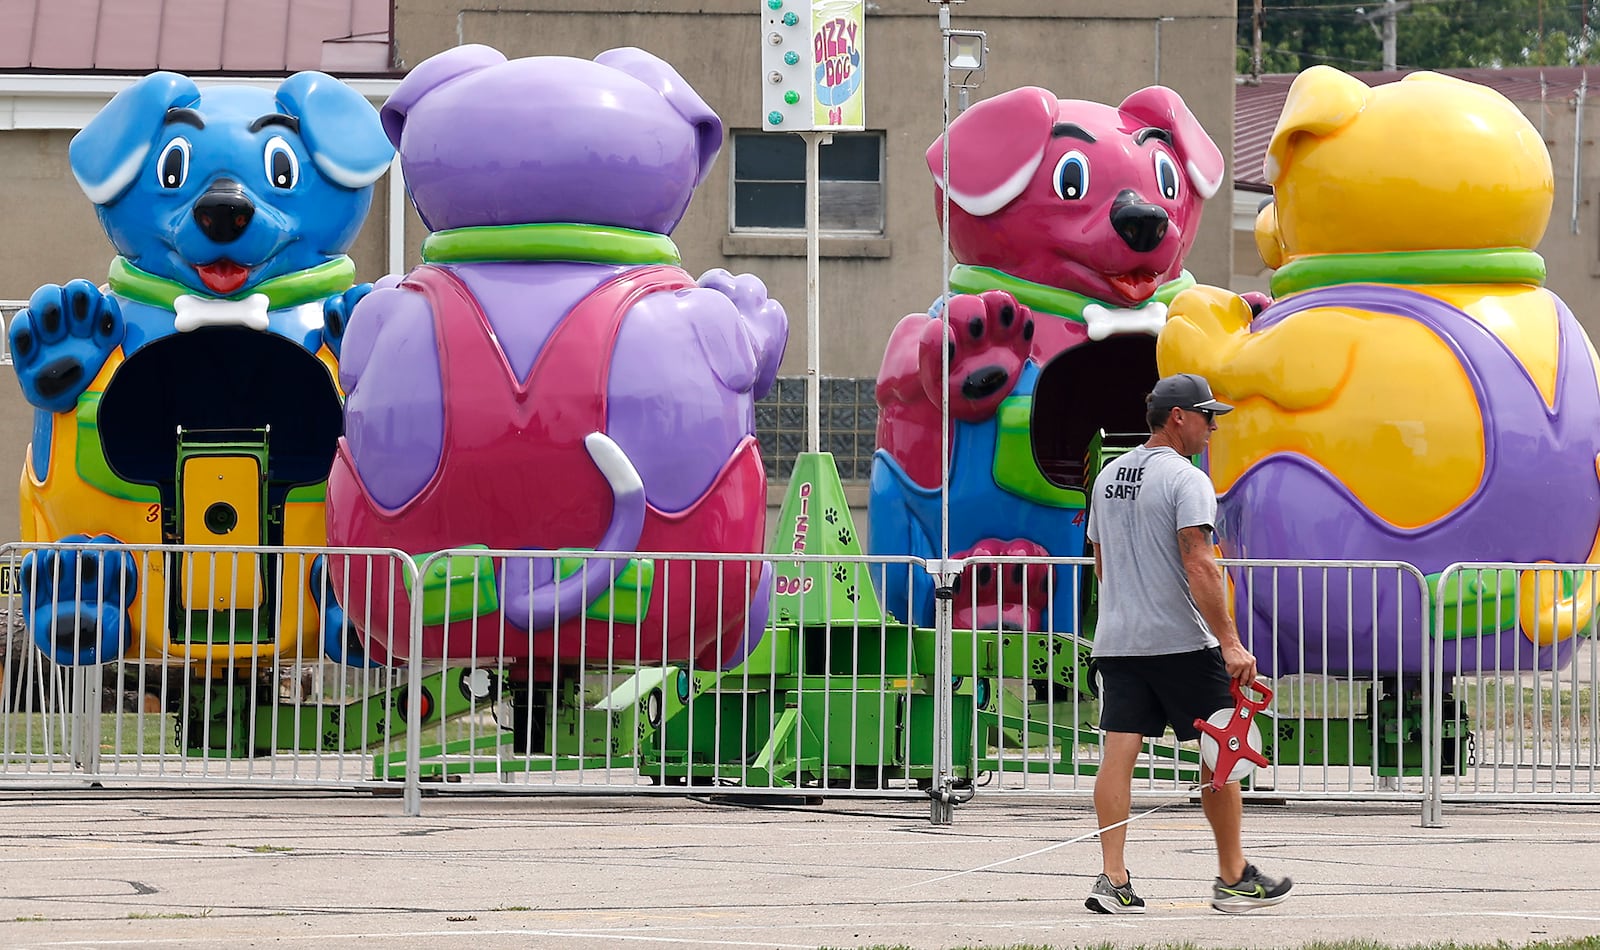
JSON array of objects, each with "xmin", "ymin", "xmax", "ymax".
[{"xmin": 0, "ymin": 0, "xmax": 1238, "ymax": 545}]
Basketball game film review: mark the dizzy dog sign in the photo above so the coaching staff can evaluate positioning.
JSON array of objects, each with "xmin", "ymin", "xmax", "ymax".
[
  {"xmin": 811, "ymin": 1, "xmax": 864, "ymax": 129},
  {"xmin": 759, "ymin": 0, "xmax": 865, "ymax": 132}
]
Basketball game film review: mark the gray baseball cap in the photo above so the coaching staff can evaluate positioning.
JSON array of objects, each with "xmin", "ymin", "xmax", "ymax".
[{"xmin": 1149, "ymin": 373, "xmax": 1233, "ymax": 414}]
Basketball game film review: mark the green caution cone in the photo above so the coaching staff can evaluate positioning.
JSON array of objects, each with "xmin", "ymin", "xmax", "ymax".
[{"xmin": 768, "ymin": 452, "xmax": 883, "ymax": 626}]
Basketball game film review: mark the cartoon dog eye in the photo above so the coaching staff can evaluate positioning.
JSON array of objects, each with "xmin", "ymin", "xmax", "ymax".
[
  {"xmin": 263, "ymin": 135, "xmax": 300, "ymax": 190},
  {"xmin": 1052, "ymin": 150, "xmax": 1089, "ymax": 201},
  {"xmin": 157, "ymin": 138, "xmax": 191, "ymax": 190},
  {"xmin": 1153, "ymin": 151, "xmax": 1180, "ymax": 201}
]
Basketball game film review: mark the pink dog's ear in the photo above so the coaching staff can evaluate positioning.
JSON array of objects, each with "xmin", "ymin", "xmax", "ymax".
[
  {"xmin": 1118, "ymin": 86, "xmax": 1225, "ymax": 200},
  {"xmin": 926, "ymin": 86, "xmax": 1057, "ymax": 217}
]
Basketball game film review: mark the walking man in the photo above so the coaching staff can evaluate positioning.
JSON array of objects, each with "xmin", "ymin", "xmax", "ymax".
[{"xmin": 1082, "ymin": 372, "xmax": 1292, "ymax": 915}]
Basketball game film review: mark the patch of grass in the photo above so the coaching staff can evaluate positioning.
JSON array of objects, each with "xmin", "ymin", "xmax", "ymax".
[
  {"xmin": 1, "ymin": 706, "xmax": 503, "ymax": 759},
  {"xmin": 496, "ymin": 905, "xmax": 533, "ymax": 912},
  {"xmin": 243, "ymin": 844, "xmax": 293, "ymax": 854},
  {"xmin": 0, "ymin": 713, "xmax": 175, "ymax": 756},
  {"xmin": 13, "ymin": 915, "xmax": 46, "ymax": 922}
]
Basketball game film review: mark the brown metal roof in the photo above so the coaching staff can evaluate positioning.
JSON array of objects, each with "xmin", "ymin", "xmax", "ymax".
[
  {"xmin": 1235, "ymin": 67, "xmax": 1596, "ymax": 192},
  {"xmin": 0, "ymin": 0, "xmax": 393, "ymax": 75}
]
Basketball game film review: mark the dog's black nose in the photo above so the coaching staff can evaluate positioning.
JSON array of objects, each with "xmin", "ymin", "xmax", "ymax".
[
  {"xmin": 962, "ymin": 365, "xmax": 1009, "ymax": 400},
  {"xmin": 194, "ymin": 180, "xmax": 255, "ymax": 243},
  {"xmin": 1110, "ymin": 189, "xmax": 1169, "ymax": 253}
]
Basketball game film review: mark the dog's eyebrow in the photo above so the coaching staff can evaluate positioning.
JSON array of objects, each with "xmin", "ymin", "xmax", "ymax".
[
  {"xmin": 248, "ymin": 113, "xmax": 301, "ymax": 134},
  {"xmin": 1050, "ymin": 122, "xmax": 1096, "ymax": 143},
  {"xmin": 164, "ymin": 108, "xmax": 205, "ymax": 129},
  {"xmin": 1134, "ymin": 127, "xmax": 1173, "ymax": 146}
]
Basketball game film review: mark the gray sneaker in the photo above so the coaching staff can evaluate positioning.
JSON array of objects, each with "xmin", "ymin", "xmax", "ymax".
[
  {"xmin": 1211, "ymin": 863, "xmax": 1292, "ymax": 913},
  {"xmin": 1085, "ymin": 872, "xmax": 1146, "ymax": 914}
]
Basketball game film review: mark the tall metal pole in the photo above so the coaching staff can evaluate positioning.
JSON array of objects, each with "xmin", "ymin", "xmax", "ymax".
[
  {"xmin": 1573, "ymin": 75, "xmax": 1586, "ymax": 235},
  {"xmin": 929, "ymin": 0, "xmax": 957, "ymax": 828},
  {"xmin": 1251, "ymin": 0, "xmax": 1263, "ymax": 82},
  {"xmin": 1382, "ymin": 0, "xmax": 1397, "ymax": 70},
  {"xmin": 803, "ymin": 130, "xmax": 827, "ymax": 454}
]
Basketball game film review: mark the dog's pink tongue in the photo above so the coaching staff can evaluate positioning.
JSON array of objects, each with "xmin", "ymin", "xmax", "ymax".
[
  {"xmin": 195, "ymin": 261, "xmax": 250, "ymax": 296},
  {"xmin": 1108, "ymin": 272, "xmax": 1160, "ymax": 303}
]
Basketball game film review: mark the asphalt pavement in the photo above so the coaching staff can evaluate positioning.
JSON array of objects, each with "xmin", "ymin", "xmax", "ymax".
[{"xmin": 0, "ymin": 790, "xmax": 1596, "ymax": 949}]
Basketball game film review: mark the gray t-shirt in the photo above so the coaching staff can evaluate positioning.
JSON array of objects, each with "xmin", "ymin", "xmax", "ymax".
[{"xmin": 1085, "ymin": 444, "xmax": 1219, "ymax": 656}]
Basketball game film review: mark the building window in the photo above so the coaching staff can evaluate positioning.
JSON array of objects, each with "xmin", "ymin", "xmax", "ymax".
[
  {"xmin": 731, "ymin": 131, "xmax": 884, "ymax": 233},
  {"xmin": 755, "ymin": 377, "xmax": 879, "ymax": 482}
]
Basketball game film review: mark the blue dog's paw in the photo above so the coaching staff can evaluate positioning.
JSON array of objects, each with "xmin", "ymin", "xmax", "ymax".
[
  {"xmin": 19, "ymin": 534, "xmax": 138, "ymax": 666},
  {"xmin": 321, "ymin": 283, "xmax": 373, "ymax": 360},
  {"xmin": 9, "ymin": 281, "xmax": 124, "ymax": 413},
  {"xmin": 309, "ymin": 555, "xmax": 380, "ymax": 668}
]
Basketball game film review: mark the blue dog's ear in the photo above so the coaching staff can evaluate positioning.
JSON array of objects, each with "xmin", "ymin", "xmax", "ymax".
[
  {"xmin": 275, "ymin": 71, "xmax": 394, "ymax": 189},
  {"xmin": 70, "ymin": 71, "xmax": 200, "ymax": 205}
]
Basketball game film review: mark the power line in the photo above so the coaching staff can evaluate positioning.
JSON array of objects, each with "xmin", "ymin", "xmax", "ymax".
[{"xmin": 1235, "ymin": 42, "xmax": 1417, "ymax": 69}]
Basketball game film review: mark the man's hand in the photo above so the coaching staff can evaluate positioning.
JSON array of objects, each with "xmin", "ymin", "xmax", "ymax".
[{"xmin": 1221, "ymin": 640, "xmax": 1257, "ymax": 686}]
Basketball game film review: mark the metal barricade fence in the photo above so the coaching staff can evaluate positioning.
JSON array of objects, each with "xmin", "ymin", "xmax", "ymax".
[
  {"xmin": 950, "ymin": 555, "xmax": 1435, "ymax": 803},
  {"xmin": 0, "ymin": 540, "xmax": 416, "ymax": 791},
  {"xmin": 1, "ymin": 537, "xmax": 1594, "ymax": 823},
  {"xmin": 1426, "ymin": 562, "xmax": 1600, "ymax": 824}
]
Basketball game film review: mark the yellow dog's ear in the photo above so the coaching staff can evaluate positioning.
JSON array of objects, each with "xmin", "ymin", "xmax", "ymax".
[{"xmin": 1264, "ymin": 65, "xmax": 1371, "ymax": 184}]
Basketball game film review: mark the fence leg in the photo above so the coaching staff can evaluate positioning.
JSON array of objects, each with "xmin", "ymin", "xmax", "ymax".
[
  {"xmin": 1421, "ymin": 565, "xmax": 1446, "ymax": 829},
  {"xmin": 70, "ymin": 665, "xmax": 103, "ymax": 777},
  {"xmin": 402, "ymin": 553, "xmax": 427, "ymax": 817},
  {"xmin": 928, "ymin": 561, "xmax": 960, "ymax": 826}
]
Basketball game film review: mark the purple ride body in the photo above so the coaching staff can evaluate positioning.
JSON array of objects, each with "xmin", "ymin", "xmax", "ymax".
[
  {"xmin": 329, "ymin": 45, "xmax": 787, "ymax": 667},
  {"xmin": 1222, "ymin": 284, "xmax": 1600, "ymax": 677},
  {"xmin": 344, "ymin": 261, "xmax": 763, "ymax": 515}
]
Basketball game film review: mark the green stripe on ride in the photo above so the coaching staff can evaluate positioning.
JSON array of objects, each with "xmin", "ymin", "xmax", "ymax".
[
  {"xmin": 422, "ymin": 222, "xmax": 681, "ymax": 267},
  {"xmin": 1270, "ymin": 248, "xmax": 1546, "ymax": 299}
]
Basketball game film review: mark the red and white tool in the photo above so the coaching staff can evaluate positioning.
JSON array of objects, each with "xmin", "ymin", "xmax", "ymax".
[{"xmin": 1194, "ymin": 678, "xmax": 1273, "ymax": 791}]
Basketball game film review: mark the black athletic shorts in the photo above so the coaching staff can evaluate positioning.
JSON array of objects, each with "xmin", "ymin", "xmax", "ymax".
[{"xmin": 1094, "ymin": 647, "xmax": 1233, "ymax": 741}]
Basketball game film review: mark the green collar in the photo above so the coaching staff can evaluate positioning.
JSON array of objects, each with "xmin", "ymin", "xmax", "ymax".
[
  {"xmin": 108, "ymin": 256, "xmax": 356, "ymax": 311},
  {"xmin": 422, "ymin": 222, "xmax": 682, "ymax": 267},
  {"xmin": 947, "ymin": 264, "xmax": 1194, "ymax": 321},
  {"xmin": 1270, "ymin": 248, "xmax": 1547, "ymax": 298}
]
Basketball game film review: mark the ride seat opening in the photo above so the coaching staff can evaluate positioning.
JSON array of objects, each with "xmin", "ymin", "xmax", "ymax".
[{"xmin": 1031, "ymin": 335, "xmax": 1158, "ymax": 490}]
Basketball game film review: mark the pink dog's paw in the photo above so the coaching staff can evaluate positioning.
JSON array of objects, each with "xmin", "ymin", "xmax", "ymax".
[
  {"xmin": 952, "ymin": 538, "xmax": 1053, "ymax": 632},
  {"xmin": 1239, "ymin": 291, "xmax": 1272, "ymax": 317},
  {"xmin": 917, "ymin": 290, "xmax": 1035, "ymax": 422}
]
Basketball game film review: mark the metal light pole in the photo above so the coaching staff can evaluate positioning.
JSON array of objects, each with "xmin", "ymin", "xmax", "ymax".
[
  {"xmin": 928, "ymin": 0, "xmax": 986, "ymax": 827},
  {"xmin": 803, "ymin": 129, "xmax": 829, "ymax": 453}
]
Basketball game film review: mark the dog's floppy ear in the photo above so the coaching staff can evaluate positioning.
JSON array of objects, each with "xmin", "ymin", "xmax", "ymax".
[
  {"xmin": 70, "ymin": 71, "xmax": 200, "ymax": 206},
  {"xmin": 1118, "ymin": 85, "xmax": 1225, "ymax": 200},
  {"xmin": 1265, "ymin": 65, "xmax": 1370, "ymax": 185},
  {"xmin": 926, "ymin": 86, "xmax": 1056, "ymax": 217},
  {"xmin": 275, "ymin": 71, "xmax": 394, "ymax": 189},
  {"xmin": 595, "ymin": 47, "xmax": 723, "ymax": 187},
  {"xmin": 380, "ymin": 44, "xmax": 507, "ymax": 150}
]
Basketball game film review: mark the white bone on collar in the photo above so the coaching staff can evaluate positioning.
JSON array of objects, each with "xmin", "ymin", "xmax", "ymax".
[
  {"xmin": 173, "ymin": 293, "xmax": 271, "ymax": 333},
  {"xmin": 1082, "ymin": 300, "xmax": 1168, "ymax": 342}
]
